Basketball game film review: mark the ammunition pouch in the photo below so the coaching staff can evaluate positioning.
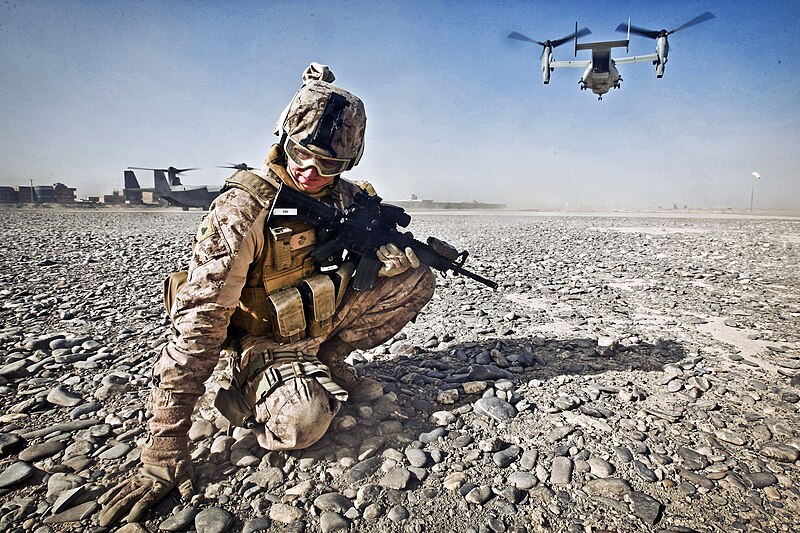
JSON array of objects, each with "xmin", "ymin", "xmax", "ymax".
[
  {"xmin": 330, "ymin": 261, "xmax": 355, "ymax": 308},
  {"xmin": 231, "ymin": 256, "xmax": 352, "ymax": 342},
  {"xmin": 300, "ymin": 274, "xmax": 336, "ymax": 337},
  {"xmin": 267, "ymin": 287, "xmax": 306, "ymax": 343}
]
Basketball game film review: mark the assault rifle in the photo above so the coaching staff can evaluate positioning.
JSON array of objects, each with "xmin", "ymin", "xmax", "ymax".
[{"xmin": 269, "ymin": 184, "xmax": 498, "ymax": 291}]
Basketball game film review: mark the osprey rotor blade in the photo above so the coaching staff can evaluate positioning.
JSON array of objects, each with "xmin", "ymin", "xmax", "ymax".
[
  {"xmin": 129, "ymin": 166, "xmax": 199, "ymax": 173},
  {"xmin": 619, "ymin": 12, "xmax": 715, "ymax": 39},
  {"xmin": 170, "ymin": 167, "xmax": 199, "ymax": 174},
  {"xmin": 551, "ymin": 27, "xmax": 591, "ymax": 48},
  {"xmin": 670, "ymin": 11, "xmax": 715, "ymax": 34},
  {"xmin": 217, "ymin": 163, "xmax": 255, "ymax": 171},
  {"xmin": 507, "ymin": 31, "xmax": 544, "ymax": 46},
  {"xmin": 617, "ymin": 23, "xmax": 661, "ymax": 39}
]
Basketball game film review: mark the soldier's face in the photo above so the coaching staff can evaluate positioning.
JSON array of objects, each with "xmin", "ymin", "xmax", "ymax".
[{"xmin": 287, "ymin": 157, "xmax": 337, "ymax": 193}]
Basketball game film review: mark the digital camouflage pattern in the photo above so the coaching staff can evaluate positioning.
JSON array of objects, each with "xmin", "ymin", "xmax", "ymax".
[
  {"xmin": 280, "ymin": 80, "xmax": 367, "ymax": 163},
  {"xmin": 145, "ymin": 167, "xmax": 435, "ymax": 460},
  {"xmin": 251, "ymin": 375, "xmax": 340, "ymax": 450}
]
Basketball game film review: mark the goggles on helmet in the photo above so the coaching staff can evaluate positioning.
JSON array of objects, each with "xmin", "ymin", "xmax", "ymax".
[{"xmin": 284, "ymin": 136, "xmax": 351, "ymax": 177}]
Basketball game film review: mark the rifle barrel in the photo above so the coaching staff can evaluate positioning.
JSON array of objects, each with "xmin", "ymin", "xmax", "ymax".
[{"xmin": 449, "ymin": 264, "xmax": 498, "ymax": 289}]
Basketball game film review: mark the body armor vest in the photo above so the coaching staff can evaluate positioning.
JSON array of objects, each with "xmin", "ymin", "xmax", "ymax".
[
  {"xmin": 223, "ymin": 168, "xmax": 365, "ymax": 343},
  {"xmin": 162, "ymin": 157, "xmax": 372, "ymax": 343},
  {"xmin": 162, "ymin": 161, "xmax": 373, "ymax": 427}
]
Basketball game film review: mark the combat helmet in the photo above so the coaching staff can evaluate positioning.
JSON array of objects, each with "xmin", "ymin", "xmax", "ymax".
[{"xmin": 275, "ymin": 63, "xmax": 367, "ymax": 174}]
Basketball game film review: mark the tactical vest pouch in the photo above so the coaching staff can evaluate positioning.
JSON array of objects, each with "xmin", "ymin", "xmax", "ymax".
[
  {"xmin": 270, "ymin": 227, "xmax": 293, "ymax": 270},
  {"xmin": 267, "ymin": 287, "xmax": 306, "ymax": 343},
  {"xmin": 263, "ymin": 220, "xmax": 317, "ymax": 295},
  {"xmin": 163, "ymin": 271, "xmax": 189, "ymax": 317},
  {"xmin": 300, "ymin": 274, "xmax": 336, "ymax": 338}
]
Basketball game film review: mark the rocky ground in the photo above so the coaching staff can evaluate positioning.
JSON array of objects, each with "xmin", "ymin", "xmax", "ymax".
[{"xmin": 0, "ymin": 206, "xmax": 798, "ymax": 533}]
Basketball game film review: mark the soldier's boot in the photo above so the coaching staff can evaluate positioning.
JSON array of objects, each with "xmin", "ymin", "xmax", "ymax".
[{"xmin": 317, "ymin": 338, "xmax": 384, "ymax": 403}]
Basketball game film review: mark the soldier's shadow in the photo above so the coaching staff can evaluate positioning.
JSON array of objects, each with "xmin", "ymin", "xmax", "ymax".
[{"xmin": 301, "ymin": 334, "xmax": 687, "ymax": 465}]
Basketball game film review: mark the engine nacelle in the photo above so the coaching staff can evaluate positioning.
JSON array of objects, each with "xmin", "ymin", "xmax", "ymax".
[
  {"xmin": 541, "ymin": 45, "xmax": 552, "ymax": 84},
  {"xmin": 655, "ymin": 35, "xmax": 669, "ymax": 78}
]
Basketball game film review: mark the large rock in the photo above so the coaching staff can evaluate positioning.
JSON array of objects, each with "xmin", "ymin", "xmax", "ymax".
[
  {"xmin": 195, "ymin": 507, "xmax": 234, "ymax": 533},
  {"xmin": 628, "ymin": 491, "xmax": 663, "ymax": 525},
  {"xmin": 0, "ymin": 461, "xmax": 35, "ymax": 489},
  {"xmin": 468, "ymin": 365, "xmax": 514, "ymax": 381},
  {"xmin": 474, "ymin": 397, "xmax": 518, "ymax": 422},
  {"xmin": 758, "ymin": 442, "xmax": 800, "ymax": 463},
  {"xmin": 583, "ymin": 478, "xmax": 632, "ymax": 498}
]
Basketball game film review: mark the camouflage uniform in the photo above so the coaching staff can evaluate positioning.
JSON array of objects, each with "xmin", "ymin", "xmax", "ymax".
[
  {"xmin": 144, "ymin": 172, "xmax": 435, "ymax": 463},
  {"xmin": 100, "ymin": 62, "xmax": 434, "ymax": 527}
]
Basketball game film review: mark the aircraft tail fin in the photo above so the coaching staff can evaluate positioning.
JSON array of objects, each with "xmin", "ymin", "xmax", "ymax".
[
  {"xmin": 626, "ymin": 17, "xmax": 630, "ymax": 52},
  {"xmin": 124, "ymin": 170, "xmax": 141, "ymax": 189},
  {"xmin": 154, "ymin": 171, "xmax": 172, "ymax": 195}
]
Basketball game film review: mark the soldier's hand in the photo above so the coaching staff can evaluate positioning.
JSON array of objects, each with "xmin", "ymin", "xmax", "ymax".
[
  {"xmin": 377, "ymin": 243, "xmax": 420, "ymax": 278},
  {"xmin": 98, "ymin": 462, "xmax": 194, "ymax": 526}
]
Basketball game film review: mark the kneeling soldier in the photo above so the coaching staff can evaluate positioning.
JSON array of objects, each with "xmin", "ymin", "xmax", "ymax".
[{"xmin": 99, "ymin": 63, "xmax": 436, "ymax": 525}]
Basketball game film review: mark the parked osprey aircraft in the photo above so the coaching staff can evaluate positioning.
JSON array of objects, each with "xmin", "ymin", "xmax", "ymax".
[
  {"xmin": 508, "ymin": 12, "xmax": 714, "ymax": 100},
  {"xmin": 125, "ymin": 166, "xmax": 223, "ymax": 210}
]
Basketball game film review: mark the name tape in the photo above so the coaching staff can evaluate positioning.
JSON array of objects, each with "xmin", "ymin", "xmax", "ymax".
[{"xmin": 273, "ymin": 208, "xmax": 298, "ymax": 216}]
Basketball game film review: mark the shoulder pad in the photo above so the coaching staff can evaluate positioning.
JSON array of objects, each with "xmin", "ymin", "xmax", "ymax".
[{"xmin": 222, "ymin": 171, "xmax": 281, "ymax": 208}]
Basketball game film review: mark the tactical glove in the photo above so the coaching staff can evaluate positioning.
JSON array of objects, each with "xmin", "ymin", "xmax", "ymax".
[
  {"xmin": 377, "ymin": 243, "xmax": 420, "ymax": 278},
  {"xmin": 98, "ymin": 460, "xmax": 194, "ymax": 526}
]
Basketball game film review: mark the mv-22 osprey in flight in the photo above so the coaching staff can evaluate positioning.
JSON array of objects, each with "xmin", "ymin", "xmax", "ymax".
[{"xmin": 508, "ymin": 12, "xmax": 715, "ymax": 100}]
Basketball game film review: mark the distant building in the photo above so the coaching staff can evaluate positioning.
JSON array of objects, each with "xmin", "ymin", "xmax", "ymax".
[
  {"xmin": 102, "ymin": 190, "xmax": 126, "ymax": 204},
  {"xmin": 16, "ymin": 186, "xmax": 35, "ymax": 204},
  {"xmin": 0, "ymin": 183, "xmax": 77, "ymax": 204},
  {"xmin": 53, "ymin": 183, "xmax": 76, "ymax": 203},
  {"xmin": 0, "ymin": 186, "xmax": 16, "ymax": 203},
  {"xmin": 389, "ymin": 198, "xmax": 506, "ymax": 210},
  {"xmin": 33, "ymin": 186, "xmax": 55, "ymax": 203},
  {"xmin": 124, "ymin": 188, "xmax": 143, "ymax": 205},
  {"xmin": 141, "ymin": 192, "xmax": 160, "ymax": 205}
]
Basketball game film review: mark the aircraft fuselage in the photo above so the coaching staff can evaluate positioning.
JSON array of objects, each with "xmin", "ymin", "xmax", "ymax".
[
  {"xmin": 580, "ymin": 56, "xmax": 622, "ymax": 96},
  {"xmin": 125, "ymin": 168, "xmax": 222, "ymax": 210}
]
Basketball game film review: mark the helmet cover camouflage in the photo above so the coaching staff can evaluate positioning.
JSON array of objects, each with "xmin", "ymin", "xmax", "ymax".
[{"xmin": 278, "ymin": 80, "xmax": 367, "ymax": 167}]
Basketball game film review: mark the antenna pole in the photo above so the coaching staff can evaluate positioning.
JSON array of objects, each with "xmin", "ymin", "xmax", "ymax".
[
  {"xmin": 750, "ymin": 180, "xmax": 754, "ymax": 213},
  {"xmin": 30, "ymin": 179, "xmax": 34, "ymax": 204}
]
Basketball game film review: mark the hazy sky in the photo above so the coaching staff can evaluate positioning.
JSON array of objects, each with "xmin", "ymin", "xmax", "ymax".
[{"xmin": 1, "ymin": 0, "xmax": 798, "ymax": 209}]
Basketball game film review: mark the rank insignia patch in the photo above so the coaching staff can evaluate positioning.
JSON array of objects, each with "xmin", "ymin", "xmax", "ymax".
[{"xmin": 196, "ymin": 217, "xmax": 217, "ymax": 243}]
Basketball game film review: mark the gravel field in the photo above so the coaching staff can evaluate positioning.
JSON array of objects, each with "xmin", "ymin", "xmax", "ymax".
[{"xmin": 0, "ymin": 207, "xmax": 799, "ymax": 533}]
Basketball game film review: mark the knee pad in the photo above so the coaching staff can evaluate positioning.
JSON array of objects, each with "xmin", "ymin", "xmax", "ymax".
[{"xmin": 252, "ymin": 377, "xmax": 341, "ymax": 450}]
